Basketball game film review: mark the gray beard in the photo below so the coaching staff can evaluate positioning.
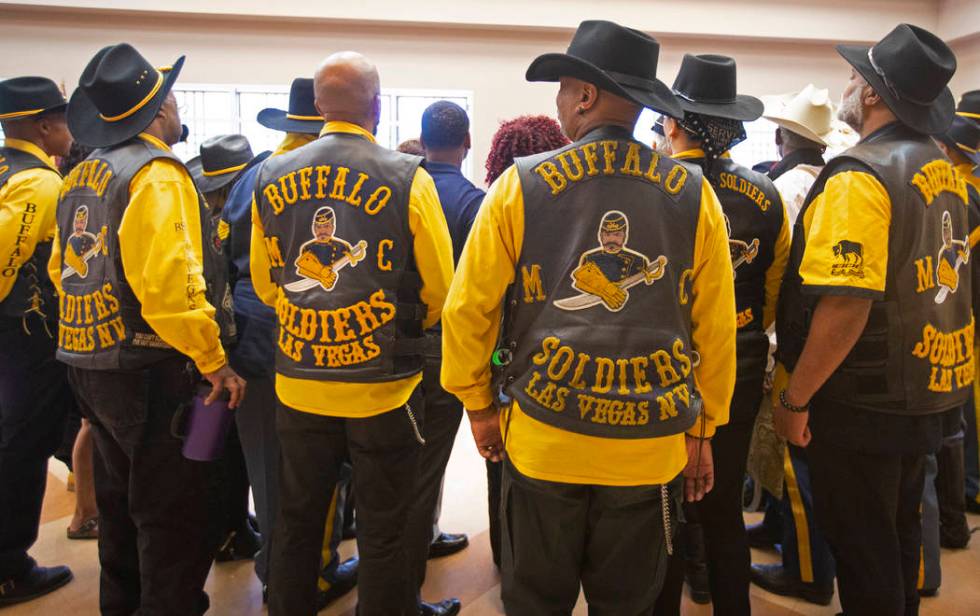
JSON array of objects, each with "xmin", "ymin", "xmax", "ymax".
[{"xmin": 837, "ymin": 89, "xmax": 864, "ymax": 133}]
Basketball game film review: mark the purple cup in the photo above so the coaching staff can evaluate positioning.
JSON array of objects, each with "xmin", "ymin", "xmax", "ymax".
[{"xmin": 179, "ymin": 388, "xmax": 233, "ymax": 461}]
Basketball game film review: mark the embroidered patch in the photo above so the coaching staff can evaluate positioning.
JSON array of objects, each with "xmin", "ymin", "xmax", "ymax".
[
  {"xmin": 553, "ymin": 210, "xmax": 667, "ymax": 312},
  {"xmin": 62, "ymin": 205, "xmax": 107, "ymax": 281},
  {"xmin": 830, "ymin": 239, "xmax": 864, "ymax": 278},
  {"xmin": 283, "ymin": 206, "xmax": 367, "ymax": 293},
  {"xmin": 724, "ymin": 214, "xmax": 759, "ymax": 278},
  {"xmin": 934, "ymin": 210, "xmax": 970, "ymax": 304}
]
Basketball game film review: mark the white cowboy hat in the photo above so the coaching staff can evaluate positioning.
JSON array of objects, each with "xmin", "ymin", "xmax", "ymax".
[{"xmin": 762, "ymin": 84, "xmax": 851, "ymax": 148}]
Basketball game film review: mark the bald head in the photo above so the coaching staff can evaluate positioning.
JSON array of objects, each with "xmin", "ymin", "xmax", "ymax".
[{"xmin": 314, "ymin": 51, "xmax": 381, "ymax": 132}]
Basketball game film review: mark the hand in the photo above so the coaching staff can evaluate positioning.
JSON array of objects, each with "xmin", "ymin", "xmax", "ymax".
[
  {"xmin": 683, "ymin": 435, "xmax": 714, "ymax": 502},
  {"xmin": 203, "ymin": 363, "xmax": 246, "ymax": 409},
  {"xmin": 762, "ymin": 367, "xmax": 775, "ymax": 394},
  {"xmin": 468, "ymin": 405, "xmax": 504, "ymax": 462},
  {"xmin": 774, "ymin": 395, "xmax": 811, "ymax": 447}
]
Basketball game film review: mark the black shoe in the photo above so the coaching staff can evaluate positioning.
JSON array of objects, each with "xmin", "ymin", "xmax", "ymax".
[
  {"xmin": 428, "ymin": 532, "xmax": 469, "ymax": 559},
  {"xmin": 939, "ymin": 523, "xmax": 971, "ymax": 549},
  {"xmin": 746, "ymin": 521, "xmax": 779, "ymax": 551},
  {"xmin": 215, "ymin": 521, "xmax": 262, "ymax": 562},
  {"xmin": 316, "ymin": 557, "xmax": 359, "ymax": 609},
  {"xmin": 419, "ymin": 598, "xmax": 461, "ymax": 616},
  {"xmin": 750, "ymin": 563, "xmax": 833, "ymax": 606},
  {"xmin": 966, "ymin": 498, "xmax": 980, "ymax": 514},
  {"xmin": 0, "ymin": 565, "xmax": 73, "ymax": 607},
  {"xmin": 684, "ymin": 566, "xmax": 711, "ymax": 604},
  {"xmin": 919, "ymin": 587, "xmax": 939, "ymax": 597}
]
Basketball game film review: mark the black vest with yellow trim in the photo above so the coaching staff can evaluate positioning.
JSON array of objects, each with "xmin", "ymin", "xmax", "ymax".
[
  {"xmin": 693, "ymin": 155, "xmax": 784, "ymax": 384},
  {"xmin": 778, "ymin": 123, "xmax": 974, "ymax": 415},
  {"xmin": 499, "ymin": 126, "xmax": 704, "ymax": 439},
  {"xmin": 0, "ymin": 146, "xmax": 58, "ymax": 321},
  {"xmin": 55, "ymin": 137, "xmax": 233, "ymax": 370},
  {"xmin": 253, "ymin": 132, "xmax": 425, "ymax": 382}
]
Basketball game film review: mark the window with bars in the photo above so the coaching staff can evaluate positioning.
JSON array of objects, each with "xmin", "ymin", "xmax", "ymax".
[{"xmin": 173, "ymin": 85, "xmax": 474, "ymax": 178}]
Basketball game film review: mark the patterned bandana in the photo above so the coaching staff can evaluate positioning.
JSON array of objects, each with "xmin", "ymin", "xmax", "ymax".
[{"xmin": 679, "ymin": 112, "xmax": 747, "ymax": 168}]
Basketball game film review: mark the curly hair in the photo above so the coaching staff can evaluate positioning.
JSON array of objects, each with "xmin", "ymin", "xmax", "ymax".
[{"xmin": 485, "ymin": 115, "xmax": 569, "ymax": 184}]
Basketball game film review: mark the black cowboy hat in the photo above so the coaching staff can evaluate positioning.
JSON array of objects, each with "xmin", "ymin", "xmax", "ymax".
[
  {"xmin": 0, "ymin": 76, "xmax": 67, "ymax": 121},
  {"xmin": 188, "ymin": 134, "xmax": 255, "ymax": 193},
  {"xmin": 936, "ymin": 115, "xmax": 980, "ymax": 166},
  {"xmin": 957, "ymin": 90, "xmax": 980, "ymax": 126},
  {"xmin": 837, "ymin": 24, "xmax": 956, "ymax": 135},
  {"xmin": 68, "ymin": 43, "xmax": 184, "ymax": 148},
  {"xmin": 670, "ymin": 54, "xmax": 763, "ymax": 122},
  {"xmin": 526, "ymin": 20, "xmax": 682, "ymax": 118},
  {"xmin": 257, "ymin": 78, "xmax": 324, "ymax": 135}
]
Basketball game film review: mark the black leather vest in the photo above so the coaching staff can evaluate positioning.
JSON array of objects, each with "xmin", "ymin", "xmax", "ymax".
[
  {"xmin": 778, "ymin": 124, "xmax": 974, "ymax": 414},
  {"xmin": 499, "ymin": 127, "xmax": 705, "ymax": 439},
  {"xmin": 253, "ymin": 132, "xmax": 426, "ymax": 382},
  {"xmin": 692, "ymin": 155, "xmax": 785, "ymax": 384},
  {"xmin": 0, "ymin": 146, "xmax": 58, "ymax": 323},
  {"xmin": 55, "ymin": 137, "xmax": 233, "ymax": 370}
]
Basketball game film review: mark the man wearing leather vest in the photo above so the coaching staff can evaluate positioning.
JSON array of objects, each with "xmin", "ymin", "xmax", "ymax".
[
  {"xmin": 749, "ymin": 84, "xmax": 848, "ymax": 605},
  {"xmin": 656, "ymin": 53, "xmax": 790, "ymax": 616},
  {"xmin": 52, "ymin": 44, "xmax": 245, "ymax": 615},
  {"xmin": 220, "ymin": 78, "xmax": 361, "ymax": 609},
  {"xmin": 774, "ymin": 25, "xmax": 971, "ymax": 616},
  {"xmin": 441, "ymin": 21, "xmax": 737, "ymax": 614},
  {"xmin": 250, "ymin": 52, "xmax": 454, "ymax": 616},
  {"xmin": 0, "ymin": 76, "xmax": 76, "ymax": 607}
]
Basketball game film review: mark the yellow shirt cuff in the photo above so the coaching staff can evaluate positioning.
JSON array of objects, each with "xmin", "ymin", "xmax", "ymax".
[
  {"xmin": 458, "ymin": 388, "xmax": 494, "ymax": 412},
  {"xmin": 193, "ymin": 347, "xmax": 227, "ymax": 375},
  {"xmin": 686, "ymin": 414, "xmax": 717, "ymax": 439}
]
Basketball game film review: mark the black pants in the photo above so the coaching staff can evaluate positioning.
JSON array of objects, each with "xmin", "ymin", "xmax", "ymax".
[
  {"xmin": 809, "ymin": 434, "xmax": 926, "ymax": 616},
  {"xmin": 501, "ymin": 459, "xmax": 679, "ymax": 615},
  {"xmin": 210, "ymin": 421, "xmax": 251, "ymax": 540},
  {"xmin": 0, "ymin": 317, "xmax": 73, "ymax": 580},
  {"xmin": 70, "ymin": 358, "xmax": 215, "ymax": 616},
  {"xmin": 269, "ymin": 397, "xmax": 423, "ymax": 616},
  {"xmin": 487, "ymin": 459, "xmax": 503, "ymax": 567},
  {"xmin": 654, "ymin": 381, "xmax": 761, "ymax": 616},
  {"xmin": 406, "ymin": 351, "xmax": 463, "ymax": 596}
]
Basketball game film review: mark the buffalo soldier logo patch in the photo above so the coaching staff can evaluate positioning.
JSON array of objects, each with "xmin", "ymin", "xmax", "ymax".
[
  {"xmin": 830, "ymin": 239, "xmax": 864, "ymax": 278},
  {"xmin": 724, "ymin": 214, "xmax": 759, "ymax": 278},
  {"xmin": 62, "ymin": 205, "xmax": 107, "ymax": 280},
  {"xmin": 554, "ymin": 210, "xmax": 667, "ymax": 312},
  {"xmin": 934, "ymin": 210, "xmax": 970, "ymax": 304},
  {"xmin": 284, "ymin": 206, "xmax": 367, "ymax": 293}
]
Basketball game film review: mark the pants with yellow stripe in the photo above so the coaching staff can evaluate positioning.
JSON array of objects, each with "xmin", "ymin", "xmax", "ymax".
[{"xmin": 780, "ymin": 444, "xmax": 836, "ymax": 590}]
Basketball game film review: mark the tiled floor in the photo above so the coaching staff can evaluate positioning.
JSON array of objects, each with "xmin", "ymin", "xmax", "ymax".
[{"xmin": 13, "ymin": 427, "xmax": 980, "ymax": 615}]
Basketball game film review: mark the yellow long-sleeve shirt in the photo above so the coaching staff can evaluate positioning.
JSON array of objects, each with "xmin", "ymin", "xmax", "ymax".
[
  {"xmin": 1, "ymin": 138, "xmax": 61, "ymax": 304},
  {"xmin": 440, "ymin": 164, "xmax": 736, "ymax": 486},
  {"xmin": 48, "ymin": 133, "xmax": 226, "ymax": 374},
  {"xmin": 250, "ymin": 121, "xmax": 454, "ymax": 417}
]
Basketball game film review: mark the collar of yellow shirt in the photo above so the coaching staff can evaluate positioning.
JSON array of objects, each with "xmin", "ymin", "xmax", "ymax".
[
  {"xmin": 2, "ymin": 137, "xmax": 59, "ymax": 172},
  {"xmin": 137, "ymin": 132, "xmax": 173, "ymax": 152},
  {"xmin": 672, "ymin": 147, "xmax": 732, "ymax": 160},
  {"xmin": 318, "ymin": 120, "xmax": 377, "ymax": 144}
]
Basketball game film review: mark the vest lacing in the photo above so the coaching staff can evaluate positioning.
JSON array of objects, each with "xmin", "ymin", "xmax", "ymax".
[{"xmin": 20, "ymin": 260, "xmax": 53, "ymax": 338}]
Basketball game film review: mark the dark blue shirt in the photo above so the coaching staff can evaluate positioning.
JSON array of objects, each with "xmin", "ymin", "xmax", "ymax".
[
  {"xmin": 424, "ymin": 161, "xmax": 485, "ymax": 264},
  {"xmin": 221, "ymin": 152, "xmax": 277, "ymax": 378}
]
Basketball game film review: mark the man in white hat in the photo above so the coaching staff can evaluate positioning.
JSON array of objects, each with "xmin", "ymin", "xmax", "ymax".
[{"xmin": 748, "ymin": 84, "xmax": 843, "ymax": 606}]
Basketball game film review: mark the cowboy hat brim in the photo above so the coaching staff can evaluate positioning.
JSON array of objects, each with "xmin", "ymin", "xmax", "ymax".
[
  {"xmin": 837, "ymin": 44, "xmax": 954, "ymax": 136},
  {"xmin": 935, "ymin": 133, "xmax": 980, "ymax": 166},
  {"xmin": 675, "ymin": 94, "xmax": 764, "ymax": 122},
  {"xmin": 762, "ymin": 114, "xmax": 829, "ymax": 147},
  {"xmin": 526, "ymin": 53, "xmax": 683, "ymax": 118},
  {"xmin": 256, "ymin": 108, "xmax": 324, "ymax": 135},
  {"xmin": 189, "ymin": 153, "xmax": 266, "ymax": 194},
  {"xmin": 67, "ymin": 56, "xmax": 185, "ymax": 149}
]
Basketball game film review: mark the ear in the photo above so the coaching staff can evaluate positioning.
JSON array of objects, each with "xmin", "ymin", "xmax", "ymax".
[
  {"xmin": 419, "ymin": 136, "xmax": 428, "ymax": 151},
  {"xmin": 314, "ymin": 97, "xmax": 325, "ymax": 117},
  {"xmin": 464, "ymin": 131, "xmax": 472, "ymax": 149},
  {"xmin": 863, "ymin": 84, "xmax": 882, "ymax": 107},
  {"xmin": 579, "ymin": 82, "xmax": 599, "ymax": 112},
  {"xmin": 663, "ymin": 116, "xmax": 680, "ymax": 141},
  {"xmin": 774, "ymin": 128, "xmax": 783, "ymax": 146}
]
